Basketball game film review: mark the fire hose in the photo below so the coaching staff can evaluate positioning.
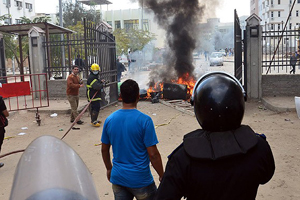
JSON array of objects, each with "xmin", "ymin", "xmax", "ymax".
[{"xmin": 0, "ymin": 91, "xmax": 99, "ymax": 159}]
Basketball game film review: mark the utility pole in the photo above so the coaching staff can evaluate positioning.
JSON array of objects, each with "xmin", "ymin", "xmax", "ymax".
[{"xmin": 59, "ymin": 0, "xmax": 66, "ymax": 78}]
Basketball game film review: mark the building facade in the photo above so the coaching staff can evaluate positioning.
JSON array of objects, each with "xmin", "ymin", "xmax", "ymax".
[
  {"xmin": 0, "ymin": 0, "xmax": 35, "ymax": 24},
  {"xmin": 103, "ymin": 8, "xmax": 165, "ymax": 48},
  {"xmin": 254, "ymin": 0, "xmax": 300, "ymax": 30}
]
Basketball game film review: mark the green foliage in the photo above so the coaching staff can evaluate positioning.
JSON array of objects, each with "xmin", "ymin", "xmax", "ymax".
[
  {"xmin": 113, "ymin": 28, "xmax": 156, "ymax": 55},
  {"xmin": 58, "ymin": 1, "xmax": 101, "ymax": 27},
  {"xmin": 0, "ymin": 14, "xmax": 11, "ymax": 25},
  {"xmin": 1, "ymin": 15, "xmax": 51, "ymax": 69}
]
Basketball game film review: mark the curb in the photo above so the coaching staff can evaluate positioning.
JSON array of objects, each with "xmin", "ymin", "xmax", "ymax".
[{"xmin": 262, "ymin": 98, "xmax": 296, "ymax": 113}]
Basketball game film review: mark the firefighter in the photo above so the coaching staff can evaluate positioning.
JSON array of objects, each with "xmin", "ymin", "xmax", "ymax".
[
  {"xmin": 86, "ymin": 63, "xmax": 105, "ymax": 127},
  {"xmin": 155, "ymin": 72, "xmax": 275, "ymax": 199}
]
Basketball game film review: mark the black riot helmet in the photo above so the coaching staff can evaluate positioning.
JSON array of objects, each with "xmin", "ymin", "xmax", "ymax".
[{"xmin": 190, "ymin": 72, "xmax": 246, "ymax": 132}]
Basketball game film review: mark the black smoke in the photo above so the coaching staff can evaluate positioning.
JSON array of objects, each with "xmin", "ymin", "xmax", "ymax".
[{"xmin": 138, "ymin": 0, "xmax": 204, "ymax": 84}]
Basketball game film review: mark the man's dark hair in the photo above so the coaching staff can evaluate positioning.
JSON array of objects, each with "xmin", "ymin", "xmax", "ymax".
[
  {"xmin": 77, "ymin": 54, "xmax": 80, "ymax": 58},
  {"xmin": 120, "ymin": 79, "xmax": 139, "ymax": 104},
  {"xmin": 72, "ymin": 65, "xmax": 79, "ymax": 69},
  {"xmin": 117, "ymin": 58, "xmax": 120, "ymax": 62}
]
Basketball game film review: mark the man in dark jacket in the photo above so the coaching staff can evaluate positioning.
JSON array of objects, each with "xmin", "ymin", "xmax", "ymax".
[
  {"xmin": 155, "ymin": 72, "xmax": 275, "ymax": 200},
  {"xmin": 290, "ymin": 52, "xmax": 297, "ymax": 74},
  {"xmin": 86, "ymin": 63, "xmax": 105, "ymax": 127},
  {"xmin": 116, "ymin": 58, "xmax": 126, "ymax": 82}
]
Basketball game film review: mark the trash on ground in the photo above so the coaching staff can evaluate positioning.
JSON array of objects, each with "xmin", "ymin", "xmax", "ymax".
[
  {"xmin": 21, "ymin": 127, "xmax": 28, "ymax": 130},
  {"xmin": 50, "ymin": 113, "xmax": 58, "ymax": 117},
  {"xmin": 94, "ymin": 143, "xmax": 102, "ymax": 146},
  {"xmin": 72, "ymin": 127, "xmax": 80, "ymax": 130},
  {"xmin": 155, "ymin": 114, "xmax": 179, "ymax": 129},
  {"xmin": 4, "ymin": 136, "xmax": 15, "ymax": 140},
  {"xmin": 18, "ymin": 132, "xmax": 26, "ymax": 136},
  {"xmin": 59, "ymin": 129, "xmax": 63, "ymax": 131}
]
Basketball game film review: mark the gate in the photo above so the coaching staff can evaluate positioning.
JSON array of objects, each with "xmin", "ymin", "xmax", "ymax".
[
  {"xmin": 262, "ymin": 22, "xmax": 299, "ymax": 74},
  {"xmin": 43, "ymin": 19, "xmax": 118, "ymax": 107},
  {"xmin": 0, "ymin": 73, "xmax": 49, "ymax": 125},
  {"xmin": 234, "ymin": 9, "xmax": 247, "ymax": 94},
  {"xmin": 0, "ymin": 36, "xmax": 6, "ymax": 78}
]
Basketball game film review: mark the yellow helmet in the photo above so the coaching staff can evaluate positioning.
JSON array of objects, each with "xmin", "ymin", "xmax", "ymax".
[{"xmin": 91, "ymin": 63, "xmax": 100, "ymax": 71}]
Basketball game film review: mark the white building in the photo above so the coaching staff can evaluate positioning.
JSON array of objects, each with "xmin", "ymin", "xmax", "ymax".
[
  {"xmin": 0, "ymin": 0, "xmax": 35, "ymax": 24},
  {"xmin": 253, "ymin": 0, "xmax": 300, "ymax": 30},
  {"xmin": 103, "ymin": 8, "xmax": 166, "ymax": 48}
]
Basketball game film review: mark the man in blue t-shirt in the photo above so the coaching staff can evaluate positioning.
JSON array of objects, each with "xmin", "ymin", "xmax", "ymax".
[{"xmin": 101, "ymin": 79, "xmax": 164, "ymax": 200}]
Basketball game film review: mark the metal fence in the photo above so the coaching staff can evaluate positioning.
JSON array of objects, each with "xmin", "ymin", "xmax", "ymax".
[
  {"xmin": 234, "ymin": 9, "xmax": 247, "ymax": 94},
  {"xmin": 262, "ymin": 24, "xmax": 300, "ymax": 74}
]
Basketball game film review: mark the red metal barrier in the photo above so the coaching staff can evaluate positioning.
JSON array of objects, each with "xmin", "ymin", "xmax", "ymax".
[{"xmin": 0, "ymin": 73, "xmax": 49, "ymax": 125}]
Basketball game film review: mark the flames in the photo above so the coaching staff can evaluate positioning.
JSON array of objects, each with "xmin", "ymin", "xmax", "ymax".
[
  {"xmin": 147, "ymin": 73, "xmax": 196, "ymax": 98},
  {"xmin": 174, "ymin": 73, "xmax": 196, "ymax": 96}
]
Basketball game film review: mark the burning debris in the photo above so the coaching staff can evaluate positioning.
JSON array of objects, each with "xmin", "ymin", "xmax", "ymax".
[{"xmin": 135, "ymin": 0, "xmax": 218, "ymax": 100}]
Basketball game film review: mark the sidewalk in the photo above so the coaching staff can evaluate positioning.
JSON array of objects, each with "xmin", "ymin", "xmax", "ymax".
[
  {"xmin": 262, "ymin": 96, "xmax": 297, "ymax": 113},
  {"xmin": 33, "ymin": 98, "xmax": 89, "ymax": 114}
]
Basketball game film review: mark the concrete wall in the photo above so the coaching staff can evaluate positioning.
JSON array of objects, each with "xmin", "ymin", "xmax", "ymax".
[
  {"xmin": 262, "ymin": 75, "xmax": 300, "ymax": 96},
  {"xmin": 48, "ymin": 80, "xmax": 87, "ymax": 99}
]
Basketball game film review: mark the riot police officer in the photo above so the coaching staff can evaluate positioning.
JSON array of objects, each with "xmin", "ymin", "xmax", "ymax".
[{"xmin": 155, "ymin": 72, "xmax": 275, "ymax": 200}]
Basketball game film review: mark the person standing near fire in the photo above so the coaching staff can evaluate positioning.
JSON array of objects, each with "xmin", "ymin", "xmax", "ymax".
[
  {"xmin": 127, "ymin": 51, "xmax": 132, "ymax": 72},
  {"xmin": 155, "ymin": 72, "xmax": 275, "ymax": 200},
  {"xmin": 0, "ymin": 95, "xmax": 9, "ymax": 168},
  {"xmin": 101, "ymin": 79, "xmax": 164, "ymax": 199},
  {"xmin": 86, "ymin": 63, "xmax": 105, "ymax": 127},
  {"xmin": 66, "ymin": 65, "xmax": 84, "ymax": 125}
]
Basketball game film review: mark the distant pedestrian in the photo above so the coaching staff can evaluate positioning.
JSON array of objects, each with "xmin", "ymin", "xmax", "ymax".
[
  {"xmin": 66, "ymin": 65, "xmax": 84, "ymax": 124},
  {"xmin": 116, "ymin": 58, "xmax": 126, "ymax": 82},
  {"xmin": 75, "ymin": 54, "xmax": 85, "ymax": 78},
  {"xmin": 290, "ymin": 52, "xmax": 297, "ymax": 74},
  {"xmin": 0, "ymin": 95, "xmax": 9, "ymax": 168},
  {"xmin": 127, "ymin": 51, "xmax": 132, "ymax": 72}
]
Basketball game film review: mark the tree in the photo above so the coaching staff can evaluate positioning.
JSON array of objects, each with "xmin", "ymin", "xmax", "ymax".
[
  {"xmin": 113, "ymin": 28, "xmax": 156, "ymax": 56},
  {"xmin": 59, "ymin": 1, "xmax": 101, "ymax": 27},
  {"xmin": 1, "ymin": 15, "xmax": 52, "ymax": 72}
]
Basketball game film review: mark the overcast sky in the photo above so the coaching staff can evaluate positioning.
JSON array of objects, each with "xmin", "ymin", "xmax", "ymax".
[{"xmin": 35, "ymin": 0, "xmax": 250, "ymax": 23}]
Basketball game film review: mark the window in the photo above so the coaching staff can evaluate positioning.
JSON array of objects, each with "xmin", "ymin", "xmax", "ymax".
[
  {"xmin": 290, "ymin": 23, "xmax": 292, "ymax": 29},
  {"xmin": 278, "ymin": 0, "xmax": 280, "ymax": 4},
  {"xmin": 15, "ymin": 19, "xmax": 21, "ymax": 24},
  {"xmin": 297, "ymin": 10, "xmax": 299, "ymax": 17},
  {"xmin": 25, "ymin": 3, "xmax": 32, "ymax": 9},
  {"xmin": 271, "ymin": 24, "xmax": 274, "ymax": 30},
  {"xmin": 278, "ymin": 11, "xmax": 281, "ymax": 17},
  {"xmin": 142, "ymin": 19, "xmax": 149, "ymax": 31},
  {"xmin": 15, "ymin": 1, "xmax": 22, "ymax": 7},
  {"xmin": 124, "ymin": 20, "xmax": 139, "ymax": 31},
  {"xmin": 298, "ymin": 0, "xmax": 300, "ymax": 3},
  {"xmin": 115, "ymin": 21, "xmax": 121, "ymax": 29},
  {"xmin": 271, "ymin": 0, "xmax": 273, "ymax": 5},
  {"xmin": 271, "ymin": 11, "xmax": 274, "ymax": 18},
  {"xmin": 278, "ymin": 24, "xmax": 280, "ymax": 30}
]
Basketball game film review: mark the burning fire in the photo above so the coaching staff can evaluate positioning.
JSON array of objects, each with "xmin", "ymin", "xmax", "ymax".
[
  {"xmin": 173, "ymin": 73, "xmax": 196, "ymax": 96},
  {"xmin": 146, "ymin": 73, "xmax": 196, "ymax": 98}
]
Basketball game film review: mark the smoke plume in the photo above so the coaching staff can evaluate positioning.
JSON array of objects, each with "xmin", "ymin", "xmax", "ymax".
[{"xmin": 143, "ymin": 0, "xmax": 203, "ymax": 82}]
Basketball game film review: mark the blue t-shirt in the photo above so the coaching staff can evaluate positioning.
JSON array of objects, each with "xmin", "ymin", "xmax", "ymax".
[{"xmin": 101, "ymin": 109, "xmax": 158, "ymax": 188}]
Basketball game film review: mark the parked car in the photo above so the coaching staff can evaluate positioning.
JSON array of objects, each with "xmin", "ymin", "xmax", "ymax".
[{"xmin": 209, "ymin": 52, "xmax": 224, "ymax": 66}]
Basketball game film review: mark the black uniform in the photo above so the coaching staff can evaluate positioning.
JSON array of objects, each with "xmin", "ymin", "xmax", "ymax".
[
  {"xmin": 155, "ymin": 125, "xmax": 275, "ymax": 200},
  {"xmin": 86, "ymin": 73, "xmax": 105, "ymax": 123}
]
